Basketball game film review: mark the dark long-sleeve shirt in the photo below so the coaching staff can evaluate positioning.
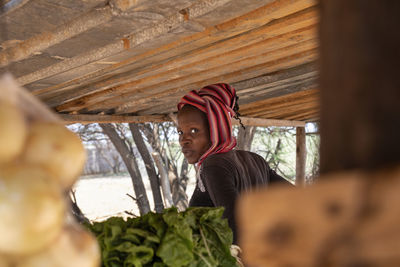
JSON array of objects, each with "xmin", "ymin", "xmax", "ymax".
[{"xmin": 189, "ymin": 149, "xmax": 291, "ymax": 244}]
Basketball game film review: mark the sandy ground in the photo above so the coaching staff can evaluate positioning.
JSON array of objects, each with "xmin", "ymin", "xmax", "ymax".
[{"xmin": 73, "ymin": 175, "xmax": 196, "ymax": 221}]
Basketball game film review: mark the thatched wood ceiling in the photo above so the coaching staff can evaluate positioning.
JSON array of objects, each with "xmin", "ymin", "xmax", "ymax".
[{"xmin": 0, "ymin": 0, "xmax": 319, "ymax": 126}]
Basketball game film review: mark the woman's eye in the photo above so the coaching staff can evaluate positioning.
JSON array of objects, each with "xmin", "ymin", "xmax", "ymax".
[
  {"xmin": 190, "ymin": 128, "xmax": 198, "ymax": 134},
  {"xmin": 177, "ymin": 130, "xmax": 183, "ymax": 135}
]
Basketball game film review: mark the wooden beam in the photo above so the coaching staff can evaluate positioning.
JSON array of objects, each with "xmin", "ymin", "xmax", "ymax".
[
  {"xmin": 284, "ymin": 109, "xmax": 319, "ymax": 120},
  {"xmin": 114, "ymin": 48, "xmax": 317, "ymax": 115},
  {"xmin": 35, "ymin": 0, "xmax": 316, "ymax": 99},
  {"xmin": 249, "ymin": 98, "xmax": 318, "ymax": 118},
  {"xmin": 168, "ymin": 113, "xmax": 178, "ymax": 126},
  {"xmin": 0, "ymin": 0, "xmax": 152, "ymax": 68},
  {"xmin": 58, "ymin": 114, "xmax": 169, "ymax": 124},
  {"xmin": 296, "ymin": 127, "xmax": 306, "ymax": 186},
  {"xmin": 125, "ymin": 89, "xmax": 318, "ymax": 122},
  {"xmin": 17, "ymin": 0, "xmax": 237, "ymax": 86},
  {"xmin": 59, "ymin": 113, "xmax": 305, "ymax": 127},
  {"xmin": 240, "ymin": 88, "xmax": 318, "ymax": 113},
  {"xmin": 232, "ymin": 61, "xmax": 317, "ymax": 92},
  {"xmin": 235, "ymin": 117, "xmax": 306, "ymax": 127},
  {"xmin": 55, "ymin": 28, "xmax": 317, "ymax": 112},
  {"xmin": 237, "ymin": 71, "xmax": 317, "ymax": 105}
]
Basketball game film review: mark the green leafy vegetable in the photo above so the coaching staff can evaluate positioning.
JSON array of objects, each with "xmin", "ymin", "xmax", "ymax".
[{"xmin": 85, "ymin": 207, "xmax": 237, "ymax": 267}]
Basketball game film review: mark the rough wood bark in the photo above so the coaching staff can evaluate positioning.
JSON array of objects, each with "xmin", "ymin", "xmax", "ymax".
[
  {"xmin": 141, "ymin": 122, "xmax": 189, "ymax": 210},
  {"xmin": 129, "ymin": 123, "xmax": 164, "ymax": 213},
  {"xmin": 152, "ymin": 152, "xmax": 174, "ymax": 208},
  {"xmin": 173, "ymin": 158, "xmax": 190, "ymax": 211},
  {"xmin": 236, "ymin": 126, "xmax": 256, "ymax": 151},
  {"xmin": 100, "ymin": 123, "xmax": 150, "ymax": 215},
  {"xmin": 296, "ymin": 127, "xmax": 306, "ymax": 186},
  {"xmin": 319, "ymin": 0, "xmax": 400, "ymax": 173}
]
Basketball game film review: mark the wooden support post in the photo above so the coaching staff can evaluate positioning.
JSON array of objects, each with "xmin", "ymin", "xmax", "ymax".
[{"xmin": 296, "ymin": 127, "xmax": 306, "ymax": 186}]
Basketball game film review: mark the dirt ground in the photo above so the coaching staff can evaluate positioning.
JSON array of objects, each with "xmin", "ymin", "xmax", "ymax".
[{"xmin": 72, "ymin": 175, "xmax": 196, "ymax": 221}]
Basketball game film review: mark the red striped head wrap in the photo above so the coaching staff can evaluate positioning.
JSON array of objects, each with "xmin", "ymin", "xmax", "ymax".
[{"xmin": 177, "ymin": 83, "xmax": 238, "ymax": 166}]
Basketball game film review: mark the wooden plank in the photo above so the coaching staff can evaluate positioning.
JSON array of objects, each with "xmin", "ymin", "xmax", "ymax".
[
  {"xmin": 265, "ymin": 108, "xmax": 319, "ymax": 121},
  {"xmin": 59, "ymin": 114, "xmax": 169, "ymax": 124},
  {"xmin": 0, "ymin": 2, "xmax": 143, "ymax": 67},
  {"xmin": 136, "ymin": 84, "xmax": 317, "ymax": 119},
  {"xmin": 251, "ymin": 99, "xmax": 318, "ymax": 118},
  {"xmin": 54, "ymin": 6, "xmax": 316, "ymax": 102},
  {"xmin": 237, "ymin": 73, "xmax": 317, "ymax": 105},
  {"xmin": 243, "ymin": 88, "xmax": 318, "ymax": 117},
  {"xmin": 36, "ymin": 0, "xmax": 316, "ymax": 100},
  {"xmin": 238, "ymin": 166, "xmax": 400, "ymax": 267},
  {"xmin": 245, "ymin": 96, "xmax": 317, "ymax": 117},
  {"xmin": 241, "ymin": 87, "xmax": 318, "ymax": 106},
  {"xmin": 27, "ymin": 0, "xmax": 274, "ymax": 90},
  {"xmin": 232, "ymin": 61, "xmax": 317, "ymax": 91},
  {"xmin": 113, "ymin": 47, "xmax": 318, "ymax": 115},
  {"xmin": 236, "ymin": 68, "xmax": 317, "ymax": 104},
  {"xmin": 234, "ymin": 117, "xmax": 305, "ymax": 127},
  {"xmin": 284, "ymin": 109, "xmax": 319, "ymax": 120},
  {"xmin": 296, "ymin": 127, "xmax": 306, "ymax": 186},
  {"xmin": 55, "ymin": 26, "xmax": 317, "ymax": 112},
  {"xmin": 16, "ymin": 0, "xmax": 238, "ymax": 86},
  {"xmin": 58, "ymin": 113, "xmax": 305, "ymax": 127},
  {"xmin": 240, "ymin": 88, "xmax": 318, "ymax": 112},
  {"xmin": 96, "ymin": 39, "xmax": 317, "ymax": 113}
]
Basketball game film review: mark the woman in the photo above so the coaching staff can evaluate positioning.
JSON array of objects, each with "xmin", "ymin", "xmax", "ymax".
[{"xmin": 177, "ymin": 83, "xmax": 291, "ymax": 244}]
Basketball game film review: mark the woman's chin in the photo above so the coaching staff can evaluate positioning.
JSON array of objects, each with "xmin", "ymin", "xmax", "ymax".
[{"xmin": 185, "ymin": 156, "xmax": 198, "ymax": 165}]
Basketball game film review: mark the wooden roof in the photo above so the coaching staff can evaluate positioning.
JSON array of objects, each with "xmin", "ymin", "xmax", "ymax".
[{"xmin": 0, "ymin": 0, "xmax": 319, "ymax": 126}]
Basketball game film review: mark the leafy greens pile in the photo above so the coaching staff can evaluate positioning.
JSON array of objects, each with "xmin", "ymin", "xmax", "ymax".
[{"xmin": 85, "ymin": 207, "xmax": 238, "ymax": 267}]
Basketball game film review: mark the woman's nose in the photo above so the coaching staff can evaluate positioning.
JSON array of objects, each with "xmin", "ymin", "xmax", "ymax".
[{"xmin": 179, "ymin": 133, "xmax": 191, "ymax": 146}]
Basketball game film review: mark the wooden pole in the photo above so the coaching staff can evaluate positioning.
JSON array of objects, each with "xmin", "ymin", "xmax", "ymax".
[
  {"xmin": 319, "ymin": 0, "xmax": 400, "ymax": 173},
  {"xmin": 296, "ymin": 127, "xmax": 306, "ymax": 186}
]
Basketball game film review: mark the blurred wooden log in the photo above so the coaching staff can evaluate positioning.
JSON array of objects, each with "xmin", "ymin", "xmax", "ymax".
[
  {"xmin": 238, "ymin": 166, "xmax": 400, "ymax": 267},
  {"xmin": 319, "ymin": 0, "xmax": 400, "ymax": 173}
]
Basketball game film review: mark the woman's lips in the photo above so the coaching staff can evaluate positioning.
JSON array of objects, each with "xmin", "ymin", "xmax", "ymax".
[{"xmin": 182, "ymin": 149, "xmax": 193, "ymax": 158}]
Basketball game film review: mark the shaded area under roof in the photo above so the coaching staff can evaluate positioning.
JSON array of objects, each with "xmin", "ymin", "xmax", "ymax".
[{"xmin": 0, "ymin": 0, "xmax": 319, "ymax": 126}]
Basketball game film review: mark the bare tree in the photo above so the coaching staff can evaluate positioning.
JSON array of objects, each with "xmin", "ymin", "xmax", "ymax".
[
  {"xmin": 71, "ymin": 122, "xmax": 193, "ymax": 214},
  {"xmin": 129, "ymin": 123, "xmax": 164, "ymax": 213},
  {"xmin": 100, "ymin": 123, "xmax": 151, "ymax": 215},
  {"xmin": 236, "ymin": 126, "xmax": 257, "ymax": 151},
  {"xmin": 139, "ymin": 122, "xmax": 190, "ymax": 210},
  {"xmin": 72, "ymin": 123, "xmax": 123, "ymax": 175}
]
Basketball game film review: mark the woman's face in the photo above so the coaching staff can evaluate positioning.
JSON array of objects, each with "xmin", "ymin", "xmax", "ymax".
[{"xmin": 177, "ymin": 106, "xmax": 211, "ymax": 164}]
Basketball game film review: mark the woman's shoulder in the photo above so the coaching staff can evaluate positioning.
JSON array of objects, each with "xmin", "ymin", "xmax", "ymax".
[
  {"xmin": 202, "ymin": 151, "xmax": 234, "ymax": 166},
  {"xmin": 202, "ymin": 150, "xmax": 265, "ymax": 166}
]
